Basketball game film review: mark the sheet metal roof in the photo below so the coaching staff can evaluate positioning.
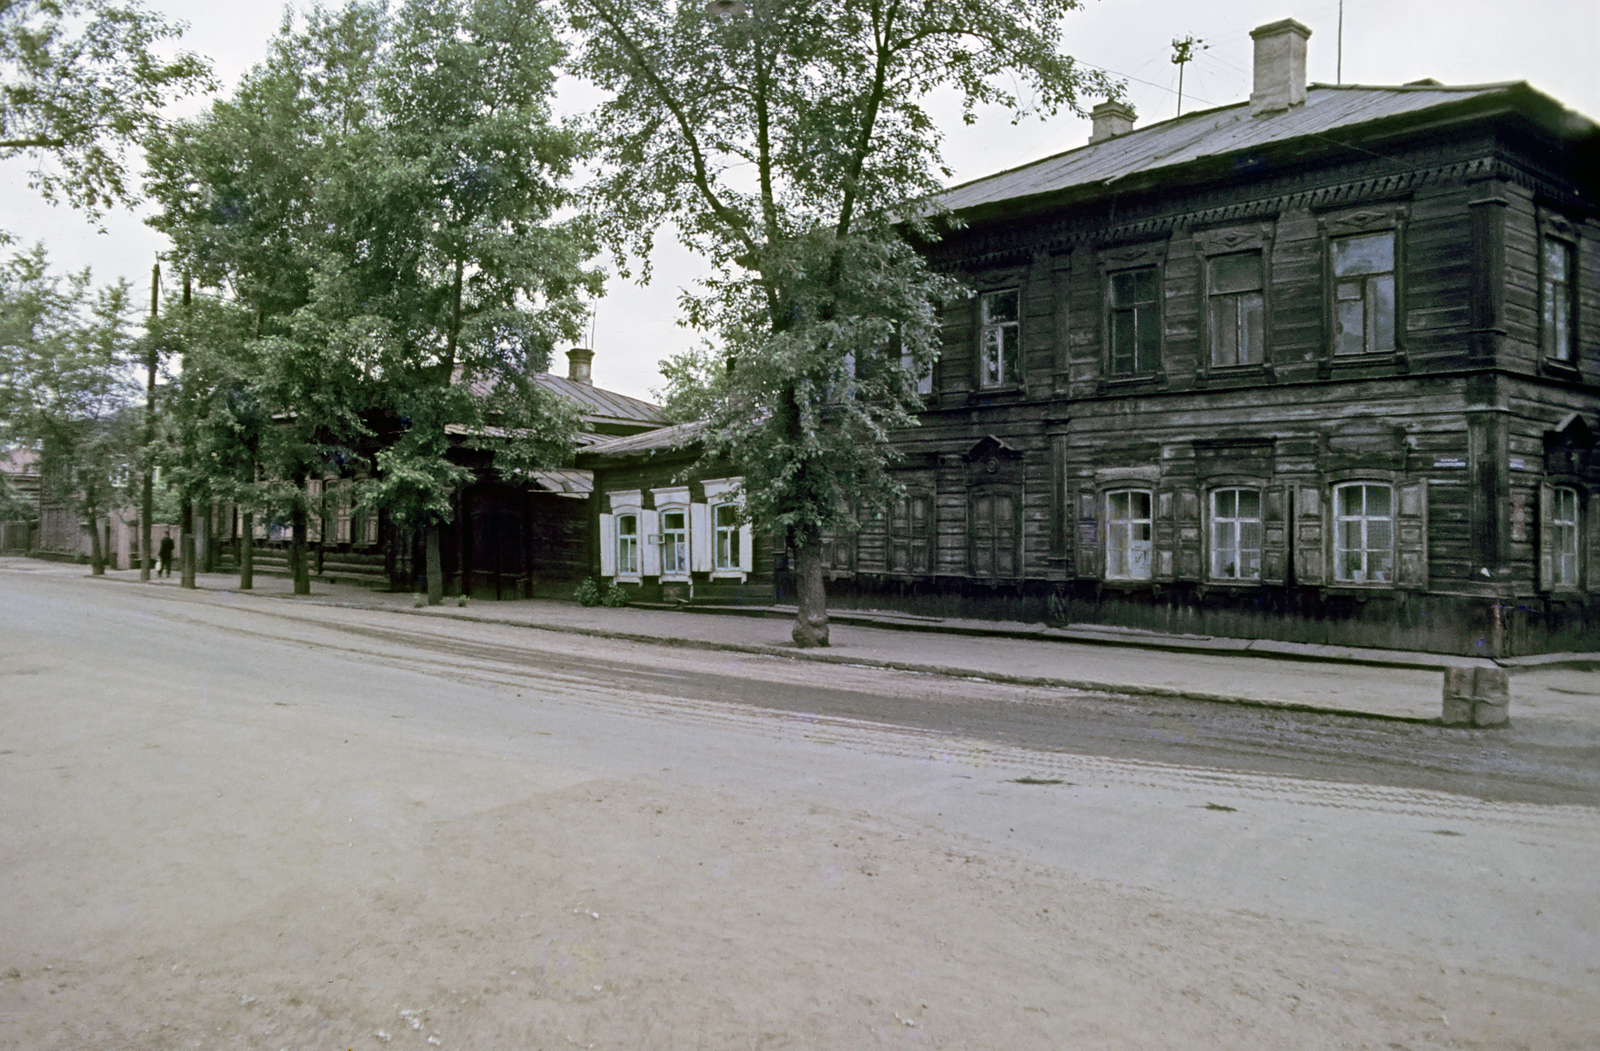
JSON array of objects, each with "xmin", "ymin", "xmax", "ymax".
[
  {"xmin": 937, "ymin": 81, "xmax": 1575, "ymax": 214},
  {"xmin": 580, "ymin": 419, "xmax": 706, "ymax": 458},
  {"xmin": 531, "ymin": 372, "xmax": 670, "ymax": 427},
  {"xmin": 523, "ymin": 468, "xmax": 593, "ymax": 497}
]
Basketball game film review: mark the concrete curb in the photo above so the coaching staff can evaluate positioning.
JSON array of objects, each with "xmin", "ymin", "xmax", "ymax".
[{"xmin": 73, "ymin": 567, "xmax": 1459, "ymax": 724}]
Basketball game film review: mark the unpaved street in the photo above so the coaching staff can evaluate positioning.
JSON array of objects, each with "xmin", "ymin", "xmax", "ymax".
[{"xmin": 2, "ymin": 565, "xmax": 1598, "ymax": 1049}]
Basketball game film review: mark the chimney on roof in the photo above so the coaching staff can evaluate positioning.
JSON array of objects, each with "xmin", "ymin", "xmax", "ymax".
[
  {"xmin": 566, "ymin": 347, "xmax": 594, "ymax": 385},
  {"xmin": 1249, "ymin": 19, "xmax": 1312, "ymax": 117},
  {"xmin": 1088, "ymin": 100, "xmax": 1137, "ymax": 144}
]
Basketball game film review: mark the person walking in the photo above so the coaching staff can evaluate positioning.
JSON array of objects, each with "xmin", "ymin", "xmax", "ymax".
[{"xmin": 158, "ymin": 531, "xmax": 175, "ymax": 578}]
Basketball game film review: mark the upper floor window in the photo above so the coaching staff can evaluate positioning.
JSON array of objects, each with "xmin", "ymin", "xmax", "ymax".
[
  {"xmin": 1105, "ymin": 489, "xmax": 1153, "ymax": 580},
  {"xmin": 1208, "ymin": 253, "xmax": 1264, "ymax": 366},
  {"xmin": 979, "ymin": 289, "xmax": 1020, "ymax": 388},
  {"xmin": 714, "ymin": 503, "xmax": 741, "ymax": 571},
  {"xmin": 1333, "ymin": 233, "xmax": 1395, "ymax": 356},
  {"xmin": 616, "ymin": 514, "xmax": 639, "ymax": 576},
  {"xmin": 660, "ymin": 509, "xmax": 688, "ymax": 576},
  {"xmin": 1334, "ymin": 483, "xmax": 1393, "ymax": 583},
  {"xmin": 1542, "ymin": 237, "xmax": 1576, "ymax": 363},
  {"xmin": 1109, "ymin": 268, "xmax": 1160, "ymax": 375},
  {"xmin": 1210, "ymin": 488, "xmax": 1262, "ymax": 580},
  {"xmin": 1552, "ymin": 486, "xmax": 1580, "ymax": 587}
]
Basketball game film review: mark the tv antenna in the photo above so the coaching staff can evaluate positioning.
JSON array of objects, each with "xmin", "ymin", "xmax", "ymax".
[{"xmin": 1171, "ymin": 36, "xmax": 1207, "ymax": 116}]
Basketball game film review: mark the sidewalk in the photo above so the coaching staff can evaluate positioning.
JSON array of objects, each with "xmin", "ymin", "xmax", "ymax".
[{"xmin": 20, "ymin": 558, "xmax": 1600, "ymax": 733}]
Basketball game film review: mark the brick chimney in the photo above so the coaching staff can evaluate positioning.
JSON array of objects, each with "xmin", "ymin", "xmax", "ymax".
[
  {"xmin": 1088, "ymin": 101, "xmax": 1136, "ymax": 144},
  {"xmin": 566, "ymin": 347, "xmax": 594, "ymax": 385},
  {"xmin": 1249, "ymin": 19, "xmax": 1312, "ymax": 117}
]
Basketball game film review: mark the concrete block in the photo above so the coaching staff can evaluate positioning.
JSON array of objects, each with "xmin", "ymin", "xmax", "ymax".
[
  {"xmin": 1441, "ymin": 694, "xmax": 1474, "ymax": 726},
  {"xmin": 1442, "ymin": 666, "xmax": 1511, "ymax": 727},
  {"xmin": 1473, "ymin": 700, "xmax": 1511, "ymax": 728}
]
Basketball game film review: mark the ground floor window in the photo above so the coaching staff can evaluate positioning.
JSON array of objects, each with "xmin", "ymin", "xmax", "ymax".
[
  {"xmin": 1210, "ymin": 488, "xmax": 1262, "ymax": 580},
  {"xmin": 1334, "ymin": 483, "xmax": 1393, "ymax": 583},
  {"xmin": 1552, "ymin": 486, "xmax": 1580, "ymax": 587},
  {"xmin": 616, "ymin": 513, "xmax": 639, "ymax": 576},
  {"xmin": 1106, "ymin": 489, "xmax": 1153, "ymax": 580},
  {"xmin": 660, "ymin": 509, "xmax": 688, "ymax": 576},
  {"xmin": 714, "ymin": 503, "xmax": 740, "ymax": 570}
]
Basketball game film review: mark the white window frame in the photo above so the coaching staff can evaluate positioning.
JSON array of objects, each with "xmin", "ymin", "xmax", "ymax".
[
  {"xmin": 1105, "ymin": 489, "xmax": 1153, "ymax": 581},
  {"xmin": 713, "ymin": 503, "xmax": 742, "ymax": 572},
  {"xmin": 615, "ymin": 512, "xmax": 640, "ymax": 577},
  {"xmin": 1333, "ymin": 482, "xmax": 1395, "ymax": 584},
  {"xmin": 1209, "ymin": 487, "xmax": 1263, "ymax": 581},
  {"xmin": 1552, "ymin": 486, "xmax": 1580, "ymax": 588},
  {"xmin": 604, "ymin": 489, "xmax": 645, "ymax": 581},
  {"xmin": 657, "ymin": 506, "xmax": 690, "ymax": 580},
  {"xmin": 700, "ymin": 477, "xmax": 751, "ymax": 581}
]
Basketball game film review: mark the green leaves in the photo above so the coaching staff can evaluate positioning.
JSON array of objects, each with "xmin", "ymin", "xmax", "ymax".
[
  {"xmin": 144, "ymin": 0, "xmax": 596, "ymax": 533},
  {"xmin": 0, "ymin": 0, "xmax": 212, "ymax": 217},
  {"xmin": 570, "ymin": 0, "xmax": 1110, "ymax": 545}
]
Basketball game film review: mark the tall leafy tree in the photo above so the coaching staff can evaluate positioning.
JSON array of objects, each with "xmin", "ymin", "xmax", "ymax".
[
  {"xmin": 1, "ymin": 0, "xmax": 211, "ymax": 218},
  {"xmin": 568, "ymin": 0, "xmax": 1114, "ymax": 646},
  {"xmin": 0, "ymin": 243, "xmax": 137, "ymax": 572},
  {"xmin": 146, "ymin": 0, "xmax": 595, "ymax": 601}
]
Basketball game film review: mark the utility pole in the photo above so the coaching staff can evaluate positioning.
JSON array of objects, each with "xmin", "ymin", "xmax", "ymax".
[
  {"xmin": 1171, "ymin": 36, "xmax": 1206, "ymax": 117},
  {"xmin": 140, "ymin": 262, "xmax": 159, "ymax": 581}
]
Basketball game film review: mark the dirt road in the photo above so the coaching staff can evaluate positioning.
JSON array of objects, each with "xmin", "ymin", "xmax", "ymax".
[{"xmin": 3, "ymin": 566, "xmax": 1597, "ymax": 1049}]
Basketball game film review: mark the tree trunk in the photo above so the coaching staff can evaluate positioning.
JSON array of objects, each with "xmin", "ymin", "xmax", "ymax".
[
  {"xmin": 240, "ymin": 511, "xmax": 254, "ymax": 589},
  {"xmin": 140, "ymin": 472, "xmax": 152, "ymax": 581},
  {"xmin": 291, "ymin": 505, "xmax": 310, "ymax": 595},
  {"xmin": 180, "ymin": 497, "xmax": 196, "ymax": 588},
  {"xmin": 425, "ymin": 523, "xmax": 444, "ymax": 606},
  {"xmin": 87, "ymin": 511, "xmax": 104, "ymax": 575},
  {"xmin": 790, "ymin": 531, "xmax": 829, "ymax": 648}
]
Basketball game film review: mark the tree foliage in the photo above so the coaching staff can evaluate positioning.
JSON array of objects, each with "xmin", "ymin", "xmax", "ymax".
[
  {"xmin": 0, "ymin": 0, "xmax": 211, "ymax": 217},
  {"xmin": 144, "ymin": 0, "xmax": 596, "ymax": 597},
  {"xmin": 568, "ymin": 0, "xmax": 1114, "ymax": 644},
  {"xmin": 0, "ymin": 243, "xmax": 137, "ymax": 569}
]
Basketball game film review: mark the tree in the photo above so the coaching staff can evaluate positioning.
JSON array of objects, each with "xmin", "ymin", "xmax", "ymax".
[
  {"xmin": 0, "ymin": 243, "xmax": 137, "ymax": 573},
  {"xmin": 568, "ymin": 0, "xmax": 1115, "ymax": 646},
  {"xmin": 1, "ymin": 0, "xmax": 211, "ymax": 218},
  {"xmin": 145, "ymin": 0, "xmax": 596, "ymax": 601}
]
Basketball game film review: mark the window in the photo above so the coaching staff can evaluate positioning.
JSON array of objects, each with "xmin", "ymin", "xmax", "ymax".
[
  {"xmin": 1208, "ymin": 253, "xmax": 1264, "ymax": 366},
  {"xmin": 1109, "ymin": 268, "xmax": 1160, "ymax": 374},
  {"xmin": 1210, "ymin": 488, "xmax": 1262, "ymax": 580},
  {"xmin": 902, "ymin": 347, "xmax": 934, "ymax": 396},
  {"xmin": 714, "ymin": 503, "xmax": 740, "ymax": 571},
  {"xmin": 1334, "ymin": 483, "xmax": 1393, "ymax": 583},
  {"xmin": 1542, "ymin": 237, "xmax": 1576, "ymax": 363},
  {"xmin": 660, "ymin": 509, "xmax": 688, "ymax": 576},
  {"xmin": 616, "ymin": 514, "xmax": 639, "ymax": 576},
  {"xmin": 1552, "ymin": 487, "xmax": 1580, "ymax": 587},
  {"xmin": 1105, "ymin": 490, "xmax": 1153, "ymax": 580},
  {"xmin": 1333, "ymin": 233, "xmax": 1395, "ymax": 355},
  {"xmin": 979, "ymin": 289, "xmax": 1020, "ymax": 388}
]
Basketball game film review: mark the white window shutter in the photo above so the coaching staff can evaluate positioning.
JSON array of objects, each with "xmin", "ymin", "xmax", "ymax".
[
  {"xmin": 1538, "ymin": 483, "xmax": 1555, "ymax": 591},
  {"xmin": 691, "ymin": 502, "xmax": 711, "ymax": 573},
  {"xmin": 640, "ymin": 509, "xmax": 660, "ymax": 576},
  {"xmin": 739, "ymin": 522, "xmax": 753, "ymax": 576},
  {"xmin": 599, "ymin": 513, "xmax": 615, "ymax": 577}
]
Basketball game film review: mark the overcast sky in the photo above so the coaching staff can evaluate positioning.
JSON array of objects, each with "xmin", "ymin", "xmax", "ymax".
[{"xmin": 2, "ymin": 0, "xmax": 1596, "ymax": 403}]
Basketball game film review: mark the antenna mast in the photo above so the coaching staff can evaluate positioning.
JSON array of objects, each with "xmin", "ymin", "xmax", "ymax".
[{"xmin": 1171, "ymin": 36, "xmax": 1206, "ymax": 116}]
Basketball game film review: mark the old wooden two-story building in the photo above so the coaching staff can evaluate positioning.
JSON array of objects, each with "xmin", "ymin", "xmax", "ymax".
[{"xmin": 586, "ymin": 19, "xmax": 1598, "ymax": 656}]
